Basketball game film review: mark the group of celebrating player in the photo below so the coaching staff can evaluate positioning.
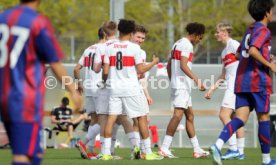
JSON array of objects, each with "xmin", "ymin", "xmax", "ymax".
[{"xmin": 1, "ymin": 0, "xmax": 276, "ymax": 165}]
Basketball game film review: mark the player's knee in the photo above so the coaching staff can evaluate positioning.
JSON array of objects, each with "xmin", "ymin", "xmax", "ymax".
[
  {"xmin": 13, "ymin": 155, "xmax": 31, "ymax": 163},
  {"xmin": 172, "ymin": 115, "xmax": 182, "ymax": 122},
  {"xmin": 186, "ymin": 113, "xmax": 194, "ymax": 122}
]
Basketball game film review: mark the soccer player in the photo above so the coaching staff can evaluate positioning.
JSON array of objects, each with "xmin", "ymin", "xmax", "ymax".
[
  {"xmin": 93, "ymin": 21, "xmax": 139, "ymax": 159},
  {"xmin": 102, "ymin": 19, "xmax": 162, "ymax": 160},
  {"xmin": 131, "ymin": 24, "xmax": 153, "ymax": 158},
  {"xmin": 0, "ymin": 0, "xmax": 82, "ymax": 165},
  {"xmin": 205, "ymin": 23, "xmax": 245, "ymax": 160},
  {"xmin": 159, "ymin": 22, "xmax": 209, "ymax": 159},
  {"xmin": 74, "ymin": 27, "xmax": 105, "ymax": 158},
  {"xmin": 210, "ymin": 1, "xmax": 276, "ymax": 165}
]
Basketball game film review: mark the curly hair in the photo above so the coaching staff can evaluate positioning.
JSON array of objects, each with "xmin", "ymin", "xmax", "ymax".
[{"xmin": 186, "ymin": 22, "xmax": 205, "ymax": 36}]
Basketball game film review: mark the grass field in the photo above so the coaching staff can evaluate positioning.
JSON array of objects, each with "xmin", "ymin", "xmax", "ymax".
[{"xmin": 0, "ymin": 148, "xmax": 275, "ymax": 165}]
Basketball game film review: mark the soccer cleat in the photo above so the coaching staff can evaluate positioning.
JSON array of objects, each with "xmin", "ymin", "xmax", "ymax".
[
  {"xmin": 140, "ymin": 153, "xmax": 146, "ymax": 160},
  {"xmin": 90, "ymin": 154, "xmax": 103, "ymax": 160},
  {"xmin": 193, "ymin": 148, "xmax": 210, "ymax": 158},
  {"xmin": 262, "ymin": 159, "xmax": 276, "ymax": 165},
  {"xmin": 145, "ymin": 153, "xmax": 164, "ymax": 160},
  {"xmin": 237, "ymin": 154, "xmax": 245, "ymax": 160},
  {"xmin": 158, "ymin": 148, "xmax": 178, "ymax": 158},
  {"xmin": 131, "ymin": 146, "xmax": 141, "ymax": 159},
  {"xmin": 75, "ymin": 140, "xmax": 88, "ymax": 159},
  {"xmin": 87, "ymin": 152, "xmax": 98, "ymax": 159},
  {"xmin": 209, "ymin": 145, "xmax": 222, "ymax": 165},
  {"xmin": 102, "ymin": 154, "xmax": 113, "ymax": 160},
  {"xmin": 221, "ymin": 149, "xmax": 239, "ymax": 160}
]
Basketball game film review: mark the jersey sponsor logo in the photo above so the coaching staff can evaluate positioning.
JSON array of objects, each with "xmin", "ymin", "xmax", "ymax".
[
  {"xmin": 171, "ymin": 50, "xmax": 193, "ymax": 62},
  {"xmin": 223, "ymin": 53, "xmax": 237, "ymax": 67},
  {"xmin": 113, "ymin": 44, "xmax": 128, "ymax": 49}
]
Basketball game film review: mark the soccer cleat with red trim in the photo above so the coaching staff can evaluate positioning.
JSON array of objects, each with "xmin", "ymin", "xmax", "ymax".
[
  {"xmin": 193, "ymin": 148, "xmax": 210, "ymax": 158},
  {"xmin": 75, "ymin": 140, "xmax": 88, "ymax": 159}
]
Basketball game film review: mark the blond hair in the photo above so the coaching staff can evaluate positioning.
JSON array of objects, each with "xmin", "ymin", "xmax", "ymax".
[
  {"xmin": 102, "ymin": 21, "xmax": 117, "ymax": 37},
  {"xmin": 216, "ymin": 23, "xmax": 232, "ymax": 35}
]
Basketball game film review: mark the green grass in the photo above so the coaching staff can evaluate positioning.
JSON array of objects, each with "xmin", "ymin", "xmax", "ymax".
[{"xmin": 0, "ymin": 148, "xmax": 275, "ymax": 165}]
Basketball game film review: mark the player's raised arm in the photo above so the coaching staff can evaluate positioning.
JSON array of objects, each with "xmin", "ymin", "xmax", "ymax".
[
  {"xmin": 136, "ymin": 55, "xmax": 159, "ymax": 74},
  {"xmin": 50, "ymin": 62, "xmax": 83, "ymax": 111}
]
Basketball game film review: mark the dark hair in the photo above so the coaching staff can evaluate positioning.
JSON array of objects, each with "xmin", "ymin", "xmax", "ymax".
[
  {"xmin": 118, "ymin": 19, "xmax": 136, "ymax": 35},
  {"xmin": 134, "ymin": 25, "xmax": 148, "ymax": 34},
  {"xmin": 102, "ymin": 21, "xmax": 117, "ymax": 37},
  {"xmin": 248, "ymin": 0, "xmax": 274, "ymax": 21},
  {"xmin": 20, "ymin": 0, "xmax": 36, "ymax": 3},
  {"xmin": 98, "ymin": 27, "xmax": 105, "ymax": 40},
  {"xmin": 61, "ymin": 97, "xmax": 69, "ymax": 106},
  {"xmin": 185, "ymin": 22, "xmax": 205, "ymax": 36}
]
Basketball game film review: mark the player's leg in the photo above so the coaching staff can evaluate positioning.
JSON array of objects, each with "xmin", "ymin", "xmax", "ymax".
[
  {"xmin": 5, "ymin": 122, "xmax": 43, "ymax": 165},
  {"xmin": 210, "ymin": 101, "xmax": 249, "ymax": 165},
  {"xmin": 122, "ymin": 96, "xmax": 163, "ymax": 160},
  {"xmin": 254, "ymin": 92, "xmax": 275, "ymax": 165},
  {"xmin": 184, "ymin": 106, "xmax": 209, "ymax": 158}
]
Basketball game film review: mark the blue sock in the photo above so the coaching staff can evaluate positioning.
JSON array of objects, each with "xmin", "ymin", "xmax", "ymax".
[
  {"xmin": 12, "ymin": 162, "xmax": 30, "ymax": 165},
  {"xmin": 218, "ymin": 118, "xmax": 244, "ymax": 143},
  {"xmin": 258, "ymin": 121, "xmax": 271, "ymax": 154},
  {"xmin": 31, "ymin": 156, "xmax": 42, "ymax": 165}
]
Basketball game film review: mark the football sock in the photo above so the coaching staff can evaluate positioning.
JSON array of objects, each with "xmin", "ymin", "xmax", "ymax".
[
  {"xmin": 228, "ymin": 133, "xmax": 238, "ymax": 151},
  {"xmin": 190, "ymin": 136, "xmax": 201, "ymax": 152},
  {"xmin": 237, "ymin": 137, "xmax": 245, "ymax": 155},
  {"xmin": 100, "ymin": 136, "xmax": 104, "ymax": 154},
  {"xmin": 12, "ymin": 162, "xmax": 30, "ymax": 165},
  {"xmin": 161, "ymin": 135, "xmax": 172, "ymax": 151},
  {"xmin": 85, "ymin": 124, "xmax": 100, "ymax": 144},
  {"xmin": 219, "ymin": 118, "xmax": 244, "ymax": 143},
  {"xmin": 111, "ymin": 123, "xmax": 120, "ymax": 154},
  {"xmin": 31, "ymin": 156, "xmax": 42, "ymax": 165},
  {"xmin": 143, "ymin": 137, "xmax": 152, "ymax": 155},
  {"xmin": 103, "ymin": 138, "xmax": 111, "ymax": 155},
  {"xmin": 133, "ymin": 131, "xmax": 141, "ymax": 147},
  {"xmin": 258, "ymin": 121, "xmax": 271, "ymax": 164},
  {"xmin": 127, "ymin": 132, "xmax": 137, "ymax": 149}
]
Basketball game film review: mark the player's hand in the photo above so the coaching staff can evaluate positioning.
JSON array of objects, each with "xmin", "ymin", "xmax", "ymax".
[
  {"xmin": 196, "ymin": 79, "xmax": 206, "ymax": 91},
  {"xmin": 152, "ymin": 55, "xmax": 159, "ymax": 65},
  {"xmin": 270, "ymin": 54, "xmax": 274, "ymax": 63},
  {"xmin": 147, "ymin": 96, "xmax": 153, "ymax": 105},
  {"xmin": 205, "ymin": 89, "xmax": 213, "ymax": 99},
  {"xmin": 70, "ymin": 90, "xmax": 83, "ymax": 112}
]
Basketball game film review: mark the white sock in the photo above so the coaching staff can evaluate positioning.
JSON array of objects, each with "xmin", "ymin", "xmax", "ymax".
[
  {"xmin": 103, "ymin": 138, "xmax": 111, "ymax": 155},
  {"xmin": 85, "ymin": 124, "xmax": 100, "ymax": 144},
  {"xmin": 143, "ymin": 137, "xmax": 152, "ymax": 155},
  {"xmin": 161, "ymin": 135, "xmax": 172, "ymax": 151},
  {"xmin": 140, "ymin": 140, "xmax": 146, "ymax": 154},
  {"xmin": 111, "ymin": 123, "xmax": 120, "ymax": 153},
  {"xmin": 190, "ymin": 136, "xmax": 201, "ymax": 152},
  {"xmin": 228, "ymin": 133, "xmax": 237, "ymax": 151},
  {"xmin": 127, "ymin": 132, "xmax": 137, "ymax": 149},
  {"xmin": 262, "ymin": 153, "xmax": 271, "ymax": 164},
  {"xmin": 134, "ymin": 131, "xmax": 141, "ymax": 147},
  {"xmin": 215, "ymin": 139, "xmax": 224, "ymax": 150},
  {"xmin": 100, "ymin": 136, "xmax": 104, "ymax": 154},
  {"xmin": 237, "ymin": 137, "xmax": 245, "ymax": 155}
]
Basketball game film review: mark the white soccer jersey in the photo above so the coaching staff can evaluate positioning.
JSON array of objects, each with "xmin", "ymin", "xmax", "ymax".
[
  {"xmin": 221, "ymin": 38, "xmax": 239, "ymax": 91},
  {"xmin": 78, "ymin": 43, "xmax": 102, "ymax": 96},
  {"xmin": 140, "ymin": 49, "xmax": 146, "ymax": 62},
  {"xmin": 104, "ymin": 40, "xmax": 143, "ymax": 97},
  {"xmin": 170, "ymin": 37, "xmax": 193, "ymax": 90}
]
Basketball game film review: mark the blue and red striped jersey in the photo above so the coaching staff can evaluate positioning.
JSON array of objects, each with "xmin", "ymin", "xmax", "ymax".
[
  {"xmin": 0, "ymin": 5, "xmax": 64, "ymax": 123},
  {"xmin": 235, "ymin": 22, "xmax": 272, "ymax": 94}
]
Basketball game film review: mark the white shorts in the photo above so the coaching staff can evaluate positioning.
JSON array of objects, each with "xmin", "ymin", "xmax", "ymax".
[
  {"xmin": 109, "ymin": 95, "xmax": 147, "ymax": 119},
  {"xmin": 85, "ymin": 96, "xmax": 98, "ymax": 114},
  {"xmin": 142, "ymin": 93, "xmax": 150, "ymax": 114},
  {"xmin": 96, "ymin": 89, "xmax": 110, "ymax": 115},
  {"xmin": 221, "ymin": 89, "xmax": 236, "ymax": 110},
  {"xmin": 171, "ymin": 89, "xmax": 192, "ymax": 109}
]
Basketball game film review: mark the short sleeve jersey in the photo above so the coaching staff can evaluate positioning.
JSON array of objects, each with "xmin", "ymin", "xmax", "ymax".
[
  {"xmin": 221, "ymin": 38, "xmax": 240, "ymax": 91},
  {"xmin": 104, "ymin": 40, "xmax": 143, "ymax": 97},
  {"xmin": 170, "ymin": 37, "xmax": 193, "ymax": 90},
  {"xmin": 78, "ymin": 43, "xmax": 102, "ymax": 96},
  {"xmin": 0, "ymin": 6, "xmax": 64, "ymax": 123},
  {"xmin": 235, "ymin": 22, "xmax": 272, "ymax": 94}
]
